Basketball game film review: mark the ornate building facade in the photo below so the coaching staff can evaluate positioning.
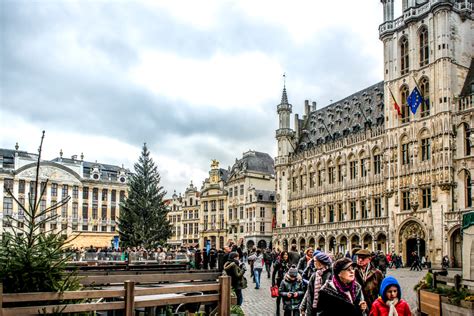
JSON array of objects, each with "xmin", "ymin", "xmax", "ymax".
[
  {"xmin": 0, "ymin": 147, "xmax": 129, "ymax": 248},
  {"xmin": 273, "ymin": 0, "xmax": 473, "ymax": 267}
]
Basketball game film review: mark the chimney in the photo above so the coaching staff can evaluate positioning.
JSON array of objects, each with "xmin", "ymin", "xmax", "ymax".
[
  {"xmin": 304, "ymin": 100, "xmax": 310, "ymax": 116},
  {"xmin": 312, "ymin": 101, "xmax": 317, "ymax": 111}
]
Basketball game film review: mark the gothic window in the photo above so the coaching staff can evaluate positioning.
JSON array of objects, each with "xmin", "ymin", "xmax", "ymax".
[
  {"xmin": 338, "ymin": 162, "xmax": 344, "ymax": 182},
  {"xmin": 309, "ymin": 170, "xmax": 315, "ymax": 188},
  {"xmin": 292, "ymin": 210, "xmax": 297, "ymax": 226},
  {"xmin": 318, "ymin": 207, "xmax": 323, "ymax": 223},
  {"xmin": 422, "ymin": 188, "xmax": 432, "ymax": 209},
  {"xmin": 374, "ymin": 197, "xmax": 382, "ymax": 218},
  {"xmin": 402, "ymin": 191, "xmax": 410, "ymax": 211},
  {"xmin": 338, "ymin": 203, "xmax": 344, "ymax": 221},
  {"xmin": 419, "ymin": 26, "xmax": 429, "ymax": 67},
  {"xmin": 401, "ymin": 85, "xmax": 410, "ymax": 123},
  {"xmin": 318, "ymin": 169, "xmax": 323, "ymax": 186},
  {"xmin": 293, "ymin": 176, "xmax": 298, "ymax": 192},
  {"xmin": 299, "ymin": 174, "xmax": 304, "ymax": 190},
  {"xmin": 328, "ymin": 166, "xmax": 335, "ymax": 184},
  {"xmin": 300, "ymin": 210, "xmax": 304, "ymax": 225},
  {"xmin": 373, "ymin": 154, "xmax": 382, "ymax": 175},
  {"xmin": 466, "ymin": 172, "xmax": 472, "ymax": 208},
  {"xmin": 361, "ymin": 200, "xmax": 368, "ymax": 219},
  {"xmin": 328, "ymin": 205, "xmax": 334, "ymax": 223},
  {"xmin": 350, "ymin": 201, "xmax": 357, "ymax": 220},
  {"xmin": 400, "ymin": 36, "xmax": 409, "ymax": 75},
  {"xmin": 419, "ymin": 77, "xmax": 430, "ymax": 117},
  {"xmin": 401, "ymin": 137, "xmax": 410, "ymax": 165},
  {"xmin": 350, "ymin": 160, "xmax": 357, "ymax": 179},
  {"xmin": 421, "ymin": 138, "xmax": 431, "ymax": 161},
  {"xmin": 464, "ymin": 123, "xmax": 471, "ymax": 156},
  {"xmin": 360, "ymin": 158, "xmax": 368, "ymax": 177},
  {"xmin": 309, "ymin": 208, "xmax": 315, "ymax": 224}
]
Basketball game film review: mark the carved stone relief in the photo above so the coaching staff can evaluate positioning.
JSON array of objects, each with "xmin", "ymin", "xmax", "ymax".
[{"xmin": 17, "ymin": 166, "xmax": 81, "ymax": 184}]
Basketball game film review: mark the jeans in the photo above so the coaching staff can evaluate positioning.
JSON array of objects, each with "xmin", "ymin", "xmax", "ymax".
[
  {"xmin": 235, "ymin": 288, "xmax": 243, "ymax": 306},
  {"xmin": 265, "ymin": 262, "xmax": 272, "ymax": 277},
  {"xmin": 284, "ymin": 310, "xmax": 300, "ymax": 316},
  {"xmin": 254, "ymin": 268, "xmax": 263, "ymax": 289}
]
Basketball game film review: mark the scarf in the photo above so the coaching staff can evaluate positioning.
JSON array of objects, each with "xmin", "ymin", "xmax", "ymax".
[
  {"xmin": 386, "ymin": 298, "xmax": 399, "ymax": 316},
  {"xmin": 312, "ymin": 266, "xmax": 328, "ymax": 308},
  {"xmin": 333, "ymin": 275, "xmax": 357, "ymax": 303}
]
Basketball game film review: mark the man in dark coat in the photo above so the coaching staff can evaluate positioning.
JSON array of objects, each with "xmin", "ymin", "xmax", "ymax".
[
  {"xmin": 288, "ymin": 244, "xmax": 300, "ymax": 267},
  {"xmin": 194, "ymin": 249, "xmax": 202, "ymax": 269},
  {"xmin": 354, "ymin": 249, "xmax": 383, "ymax": 312}
]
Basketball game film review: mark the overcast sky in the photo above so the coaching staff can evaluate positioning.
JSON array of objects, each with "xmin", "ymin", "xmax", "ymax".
[{"xmin": 1, "ymin": 0, "xmax": 396, "ymax": 196}]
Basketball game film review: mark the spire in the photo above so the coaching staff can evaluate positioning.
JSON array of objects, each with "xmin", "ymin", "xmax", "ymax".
[{"xmin": 281, "ymin": 73, "xmax": 288, "ymax": 104}]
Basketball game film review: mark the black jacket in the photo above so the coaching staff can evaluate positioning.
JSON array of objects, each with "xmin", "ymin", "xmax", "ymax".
[
  {"xmin": 300, "ymin": 268, "xmax": 332, "ymax": 315},
  {"xmin": 279, "ymin": 273, "xmax": 305, "ymax": 311},
  {"xmin": 272, "ymin": 259, "xmax": 290, "ymax": 286},
  {"xmin": 315, "ymin": 279, "xmax": 365, "ymax": 316}
]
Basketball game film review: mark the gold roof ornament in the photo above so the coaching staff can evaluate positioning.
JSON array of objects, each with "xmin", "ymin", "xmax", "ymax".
[{"xmin": 211, "ymin": 159, "xmax": 219, "ymax": 169}]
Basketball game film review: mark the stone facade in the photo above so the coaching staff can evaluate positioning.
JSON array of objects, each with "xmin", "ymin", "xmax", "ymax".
[
  {"xmin": 0, "ymin": 147, "xmax": 129, "ymax": 248},
  {"xmin": 273, "ymin": 0, "xmax": 473, "ymax": 267}
]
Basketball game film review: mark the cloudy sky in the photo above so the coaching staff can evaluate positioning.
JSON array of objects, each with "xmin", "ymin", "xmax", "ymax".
[{"xmin": 0, "ymin": 0, "xmax": 395, "ymax": 196}]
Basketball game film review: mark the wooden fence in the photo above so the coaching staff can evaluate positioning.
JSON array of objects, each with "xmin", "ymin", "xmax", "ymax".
[{"xmin": 0, "ymin": 272, "xmax": 231, "ymax": 316}]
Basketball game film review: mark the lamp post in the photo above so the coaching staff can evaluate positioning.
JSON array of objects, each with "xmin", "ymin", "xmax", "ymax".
[{"xmin": 416, "ymin": 235, "xmax": 421, "ymax": 261}]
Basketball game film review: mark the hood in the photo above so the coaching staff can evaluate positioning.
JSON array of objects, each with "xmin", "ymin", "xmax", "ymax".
[{"xmin": 379, "ymin": 276, "xmax": 401, "ymax": 301}]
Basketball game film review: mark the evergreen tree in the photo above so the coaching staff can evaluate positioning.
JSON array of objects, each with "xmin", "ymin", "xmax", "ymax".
[
  {"xmin": 0, "ymin": 131, "xmax": 79, "ymax": 293},
  {"xmin": 118, "ymin": 143, "xmax": 171, "ymax": 249}
]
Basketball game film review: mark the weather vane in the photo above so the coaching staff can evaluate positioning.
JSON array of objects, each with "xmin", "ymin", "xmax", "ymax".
[{"xmin": 283, "ymin": 72, "xmax": 286, "ymax": 87}]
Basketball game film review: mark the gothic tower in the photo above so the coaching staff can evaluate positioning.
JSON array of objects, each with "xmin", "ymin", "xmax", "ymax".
[
  {"xmin": 379, "ymin": 0, "xmax": 473, "ymax": 265},
  {"xmin": 275, "ymin": 83, "xmax": 294, "ymax": 229}
]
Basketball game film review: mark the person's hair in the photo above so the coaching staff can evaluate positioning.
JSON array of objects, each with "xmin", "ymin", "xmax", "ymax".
[
  {"xmin": 291, "ymin": 244, "xmax": 297, "ymax": 251},
  {"xmin": 280, "ymin": 251, "xmax": 289, "ymax": 261}
]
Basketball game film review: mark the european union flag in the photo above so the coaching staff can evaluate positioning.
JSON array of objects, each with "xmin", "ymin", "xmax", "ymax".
[{"xmin": 407, "ymin": 87, "xmax": 424, "ymax": 114}]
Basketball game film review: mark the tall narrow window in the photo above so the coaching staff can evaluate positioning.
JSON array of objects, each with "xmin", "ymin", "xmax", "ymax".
[
  {"xmin": 350, "ymin": 161, "xmax": 357, "ymax": 179},
  {"xmin": 328, "ymin": 166, "xmax": 335, "ymax": 184},
  {"xmin": 419, "ymin": 26, "xmax": 429, "ymax": 66},
  {"xmin": 373, "ymin": 154, "xmax": 382, "ymax": 175},
  {"xmin": 420, "ymin": 78, "xmax": 430, "ymax": 117},
  {"xmin": 309, "ymin": 171, "xmax": 315, "ymax": 188},
  {"xmin": 422, "ymin": 188, "xmax": 432, "ymax": 209},
  {"xmin": 350, "ymin": 201, "xmax": 357, "ymax": 220},
  {"xmin": 465, "ymin": 123, "xmax": 472, "ymax": 156},
  {"xmin": 328, "ymin": 205, "xmax": 334, "ymax": 223},
  {"xmin": 338, "ymin": 163, "xmax": 344, "ymax": 182},
  {"xmin": 466, "ymin": 172, "xmax": 472, "ymax": 208},
  {"xmin": 401, "ymin": 86, "xmax": 410, "ymax": 123},
  {"xmin": 400, "ymin": 37, "xmax": 409, "ymax": 75},
  {"xmin": 421, "ymin": 138, "xmax": 431, "ymax": 161},
  {"xmin": 361, "ymin": 200, "xmax": 368, "ymax": 219},
  {"xmin": 402, "ymin": 142, "xmax": 410, "ymax": 165},
  {"xmin": 402, "ymin": 191, "xmax": 411, "ymax": 211},
  {"xmin": 360, "ymin": 158, "xmax": 367, "ymax": 177},
  {"xmin": 374, "ymin": 197, "xmax": 382, "ymax": 218}
]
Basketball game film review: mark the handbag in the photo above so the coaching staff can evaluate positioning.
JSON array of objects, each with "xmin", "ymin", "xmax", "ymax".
[{"xmin": 270, "ymin": 285, "xmax": 279, "ymax": 298}]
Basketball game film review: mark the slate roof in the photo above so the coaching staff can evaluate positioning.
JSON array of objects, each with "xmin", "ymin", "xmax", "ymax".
[
  {"xmin": 295, "ymin": 81, "xmax": 385, "ymax": 153},
  {"xmin": 460, "ymin": 58, "xmax": 474, "ymax": 97},
  {"xmin": 229, "ymin": 151, "xmax": 275, "ymax": 178},
  {"xmin": 253, "ymin": 189, "xmax": 276, "ymax": 202}
]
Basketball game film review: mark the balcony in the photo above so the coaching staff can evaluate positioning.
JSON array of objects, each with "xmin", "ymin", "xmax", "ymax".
[{"xmin": 458, "ymin": 95, "xmax": 473, "ymax": 112}]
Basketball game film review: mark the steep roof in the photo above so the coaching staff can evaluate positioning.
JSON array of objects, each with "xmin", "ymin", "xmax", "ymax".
[
  {"xmin": 295, "ymin": 81, "xmax": 384, "ymax": 153},
  {"xmin": 229, "ymin": 151, "xmax": 275, "ymax": 178},
  {"xmin": 460, "ymin": 58, "xmax": 474, "ymax": 97}
]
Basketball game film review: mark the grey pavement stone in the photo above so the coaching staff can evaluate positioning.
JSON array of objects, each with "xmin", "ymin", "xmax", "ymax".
[{"xmin": 240, "ymin": 264, "xmax": 429, "ymax": 316}]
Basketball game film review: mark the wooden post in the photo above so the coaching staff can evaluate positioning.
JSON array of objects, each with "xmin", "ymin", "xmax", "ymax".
[
  {"xmin": 454, "ymin": 274, "xmax": 461, "ymax": 291},
  {"xmin": 219, "ymin": 276, "xmax": 231, "ymax": 316},
  {"xmin": 124, "ymin": 280, "xmax": 135, "ymax": 316},
  {"xmin": 432, "ymin": 272, "xmax": 437, "ymax": 289}
]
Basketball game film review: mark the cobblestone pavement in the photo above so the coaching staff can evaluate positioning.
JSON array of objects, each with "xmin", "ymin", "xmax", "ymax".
[{"xmin": 241, "ymin": 264, "xmax": 429, "ymax": 316}]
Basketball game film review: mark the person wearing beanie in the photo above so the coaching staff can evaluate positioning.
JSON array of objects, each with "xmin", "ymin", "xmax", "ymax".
[
  {"xmin": 297, "ymin": 248, "xmax": 314, "ymax": 276},
  {"xmin": 355, "ymin": 249, "xmax": 384, "ymax": 311},
  {"xmin": 223, "ymin": 252, "xmax": 247, "ymax": 306},
  {"xmin": 279, "ymin": 265, "xmax": 305, "ymax": 316},
  {"xmin": 300, "ymin": 252, "xmax": 333, "ymax": 316},
  {"xmin": 369, "ymin": 276, "xmax": 411, "ymax": 316},
  {"xmin": 316, "ymin": 258, "xmax": 367, "ymax": 316}
]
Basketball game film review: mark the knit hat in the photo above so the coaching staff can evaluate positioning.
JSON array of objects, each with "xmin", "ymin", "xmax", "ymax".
[
  {"xmin": 229, "ymin": 252, "xmax": 239, "ymax": 260},
  {"xmin": 288, "ymin": 266, "xmax": 298, "ymax": 278},
  {"xmin": 379, "ymin": 276, "xmax": 402, "ymax": 301},
  {"xmin": 333, "ymin": 257, "xmax": 356, "ymax": 276},
  {"xmin": 315, "ymin": 252, "xmax": 332, "ymax": 266},
  {"xmin": 313, "ymin": 250, "xmax": 321, "ymax": 257}
]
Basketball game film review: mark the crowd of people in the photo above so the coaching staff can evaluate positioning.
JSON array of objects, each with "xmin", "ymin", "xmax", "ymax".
[{"xmin": 224, "ymin": 244, "xmax": 414, "ymax": 316}]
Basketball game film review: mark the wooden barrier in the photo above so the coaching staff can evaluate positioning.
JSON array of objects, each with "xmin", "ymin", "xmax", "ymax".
[{"xmin": 0, "ymin": 274, "xmax": 230, "ymax": 316}]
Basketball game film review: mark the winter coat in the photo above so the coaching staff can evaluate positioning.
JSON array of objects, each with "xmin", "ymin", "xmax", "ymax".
[
  {"xmin": 297, "ymin": 256, "xmax": 311, "ymax": 275},
  {"xmin": 301, "ymin": 261, "xmax": 316, "ymax": 285},
  {"xmin": 223, "ymin": 260, "xmax": 246, "ymax": 290},
  {"xmin": 316, "ymin": 279, "xmax": 365, "ymax": 316},
  {"xmin": 279, "ymin": 273, "xmax": 305, "ymax": 311},
  {"xmin": 355, "ymin": 264, "xmax": 383, "ymax": 311},
  {"xmin": 272, "ymin": 259, "xmax": 290, "ymax": 286},
  {"xmin": 369, "ymin": 275, "xmax": 412, "ymax": 316},
  {"xmin": 263, "ymin": 251, "xmax": 273, "ymax": 264},
  {"xmin": 288, "ymin": 251, "xmax": 301, "ymax": 266},
  {"xmin": 300, "ymin": 267, "xmax": 332, "ymax": 315},
  {"xmin": 248, "ymin": 253, "xmax": 264, "ymax": 269}
]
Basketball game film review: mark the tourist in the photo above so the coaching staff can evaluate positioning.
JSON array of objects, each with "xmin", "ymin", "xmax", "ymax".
[
  {"xmin": 369, "ymin": 276, "xmax": 412, "ymax": 316},
  {"xmin": 301, "ymin": 250, "xmax": 320, "ymax": 284},
  {"xmin": 289, "ymin": 245, "xmax": 301, "ymax": 266},
  {"xmin": 209, "ymin": 248, "xmax": 217, "ymax": 269},
  {"xmin": 223, "ymin": 252, "xmax": 247, "ymax": 306},
  {"xmin": 264, "ymin": 248, "xmax": 274, "ymax": 278},
  {"xmin": 355, "ymin": 249, "xmax": 383, "ymax": 312},
  {"xmin": 316, "ymin": 258, "xmax": 367, "ymax": 315},
  {"xmin": 194, "ymin": 249, "xmax": 202, "ymax": 269},
  {"xmin": 300, "ymin": 252, "xmax": 332, "ymax": 316},
  {"xmin": 279, "ymin": 266, "xmax": 305, "ymax": 316},
  {"xmin": 272, "ymin": 250, "xmax": 291, "ymax": 316},
  {"xmin": 248, "ymin": 249, "xmax": 264, "ymax": 289},
  {"xmin": 297, "ymin": 248, "xmax": 314, "ymax": 276}
]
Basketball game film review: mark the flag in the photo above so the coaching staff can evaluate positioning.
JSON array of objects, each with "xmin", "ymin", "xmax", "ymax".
[
  {"xmin": 407, "ymin": 87, "xmax": 424, "ymax": 114},
  {"xmin": 389, "ymin": 88, "xmax": 402, "ymax": 117}
]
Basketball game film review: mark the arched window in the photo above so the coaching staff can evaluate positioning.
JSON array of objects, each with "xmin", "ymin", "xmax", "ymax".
[
  {"xmin": 419, "ymin": 26, "xmax": 429, "ymax": 66},
  {"xmin": 466, "ymin": 171, "xmax": 472, "ymax": 208},
  {"xmin": 419, "ymin": 77, "xmax": 430, "ymax": 117},
  {"xmin": 463, "ymin": 123, "xmax": 472, "ymax": 156},
  {"xmin": 400, "ymin": 37, "xmax": 409, "ymax": 75},
  {"xmin": 401, "ymin": 85, "xmax": 410, "ymax": 123},
  {"xmin": 401, "ymin": 135, "xmax": 410, "ymax": 165}
]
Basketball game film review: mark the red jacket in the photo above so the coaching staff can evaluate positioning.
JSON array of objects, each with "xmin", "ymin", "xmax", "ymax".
[{"xmin": 369, "ymin": 297, "xmax": 412, "ymax": 316}]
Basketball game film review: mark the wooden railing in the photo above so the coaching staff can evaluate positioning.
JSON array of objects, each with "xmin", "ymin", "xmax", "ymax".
[{"xmin": 0, "ymin": 272, "xmax": 231, "ymax": 316}]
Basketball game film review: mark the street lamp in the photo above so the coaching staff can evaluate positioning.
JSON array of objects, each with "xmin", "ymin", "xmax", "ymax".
[{"xmin": 416, "ymin": 235, "xmax": 421, "ymax": 261}]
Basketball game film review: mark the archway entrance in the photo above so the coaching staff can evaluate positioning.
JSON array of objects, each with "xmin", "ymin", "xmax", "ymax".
[
  {"xmin": 351, "ymin": 235, "xmax": 360, "ymax": 250},
  {"xmin": 339, "ymin": 236, "xmax": 348, "ymax": 254},
  {"xmin": 308, "ymin": 237, "xmax": 315, "ymax": 248},
  {"xmin": 300, "ymin": 238, "xmax": 306, "ymax": 251},
  {"xmin": 328, "ymin": 236, "xmax": 336, "ymax": 253},
  {"xmin": 258, "ymin": 239, "xmax": 267, "ymax": 249},
  {"xmin": 399, "ymin": 220, "xmax": 427, "ymax": 267},
  {"xmin": 363, "ymin": 234, "xmax": 373, "ymax": 251},
  {"xmin": 450, "ymin": 228, "xmax": 462, "ymax": 268},
  {"xmin": 376, "ymin": 234, "xmax": 387, "ymax": 253},
  {"xmin": 318, "ymin": 237, "xmax": 326, "ymax": 251}
]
